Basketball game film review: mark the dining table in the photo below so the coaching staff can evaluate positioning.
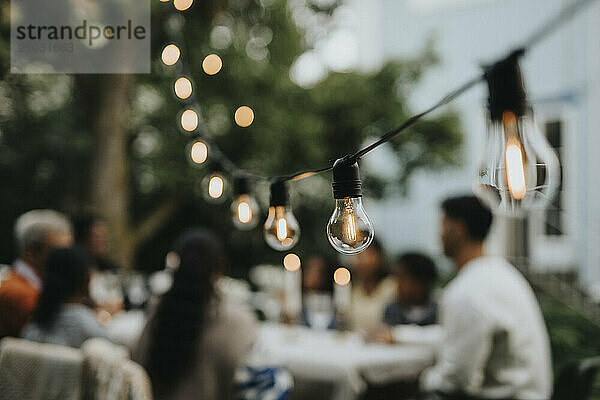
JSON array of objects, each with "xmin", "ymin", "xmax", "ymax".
[{"xmin": 254, "ymin": 322, "xmax": 439, "ymax": 400}]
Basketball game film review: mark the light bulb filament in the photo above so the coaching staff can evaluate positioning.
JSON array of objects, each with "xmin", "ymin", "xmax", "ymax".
[
  {"xmin": 208, "ymin": 176, "xmax": 224, "ymax": 199},
  {"xmin": 505, "ymin": 141, "xmax": 527, "ymax": 200},
  {"xmin": 238, "ymin": 201, "xmax": 252, "ymax": 223},
  {"xmin": 344, "ymin": 198, "xmax": 357, "ymax": 243},
  {"xmin": 277, "ymin": 218, "xmax": 287, "ymax": 240}
]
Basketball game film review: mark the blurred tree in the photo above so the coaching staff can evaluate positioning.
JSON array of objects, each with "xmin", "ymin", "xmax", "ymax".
[{"xmin": 0, "ymin": 0, "xmax": 461, "ymax": 272}]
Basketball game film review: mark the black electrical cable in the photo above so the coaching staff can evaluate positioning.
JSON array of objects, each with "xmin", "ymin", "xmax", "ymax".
[{"xmin": 163, "ymin": 0, "xmax": 599, "ymax": 183}]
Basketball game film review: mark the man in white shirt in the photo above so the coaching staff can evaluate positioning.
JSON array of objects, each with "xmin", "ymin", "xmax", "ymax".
[{"xmin": 420, "ymin": 195, "xmax": 552, "ymax": 400}]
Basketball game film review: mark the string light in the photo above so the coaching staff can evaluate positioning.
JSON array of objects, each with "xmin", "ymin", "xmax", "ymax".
[
  {"xmin": 161, "ymin": 44, "xmax": 180, "ymax": 66},
  {"xmin": 189, "ymin": 139, "xmax": 208, "ymax": 164},
  {"xmin": 180, "ymin": 109, "xmax": 199, "ymax": 132},
  {"xmin": 264, "ymin": 180, "xmax": 300, "ymax": 251},
  {"xmin": 201, "ymin": 163, "xmax": 227, "ymax": 203},
  {"xmin": 474, "ymin": 53, "xmax": 559, "ymax": 215},
  {"xmin": 174, "ymin": 77, "xmax": 193, "ymax": 99},
  {"xmin": 326, "ymin": 158, "xmax": 374, "ymax": 255},
  {"xmin": 159, "ymin": 0, "xmax": 595, "ymax": 253},
  {"xmin": 234, "ymin": 106, "xmax": 254, "ymax": 127},
  {"xmin": 202, "ymin": 54, "xmax": 223, "ymax": 75},
  {"xmin": 174, "ymin": 0, "xmax": 193, "ymax": 11},
  {"xmin": 231, "ymin": 174, "xmax": 260, "ymax": 230}
]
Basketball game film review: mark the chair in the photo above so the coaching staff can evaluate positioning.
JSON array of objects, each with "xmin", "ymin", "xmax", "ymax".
[
  {"xmin": 0, "ymin": 337, "xmax": 83, "ymax": 400},
  {"xmin": 81, "ymin": 337, "xmax": 152, "ymax": 400},
  {"xmin": 552, "ymin": 356, "xmax": 600, "ymax": 400}
]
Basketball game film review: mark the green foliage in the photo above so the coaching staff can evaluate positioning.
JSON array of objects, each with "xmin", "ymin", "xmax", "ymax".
[
  {"xmin": 540, "ymin": 294, "xmax": 600, "ymax": 377},
  {"xmin": 0, "ymin": 0, "xmax": 461, "ymax": 272}
]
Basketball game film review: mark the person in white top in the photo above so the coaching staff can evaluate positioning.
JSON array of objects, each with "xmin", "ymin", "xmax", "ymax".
[
  {"xmin": 349, "ymin": 238, "xmax": 397, "ymax": 332},
  {"xmin": 420, "ymin": 195, "xmax": 552, "ymax": 400}
]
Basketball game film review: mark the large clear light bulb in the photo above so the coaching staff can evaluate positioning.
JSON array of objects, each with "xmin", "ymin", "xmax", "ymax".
[
  {"xmin": 475, "ymin": 54, "xmax": 559, "ymax": 215},
  {"xmin": 326, "ymin": 158, "xmax": 374, "ymax": 255},
  {"xmin": 231, "ymin": 175, "xmax": 259, "ymax": 230},
  {"xmin": 264, "ymin": 180, "xmax": 300, "ymax": 251}
]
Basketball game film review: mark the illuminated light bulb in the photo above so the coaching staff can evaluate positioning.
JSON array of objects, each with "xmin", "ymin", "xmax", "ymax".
[
  {"xmin": 475, "ymin": 54, "xmax": 559, "ymax": 215},
  {"xmin": 231, "ymin": 174, "xmax": 259, "ymax": 230},
  {"xmin": 503, "ymin": 113, "xmax": 527, "ymax": 200},
  {"xmin": 264, "ymin": 179, "xmax": 301, "ymax": 251},
  {"xmin": 326, "ymin": 158, "xmax": 374, "ymax": 255},
  {"xmin": 181, "ymin": 109, "xmax": 199, "ymax": 131},
  {"xmin": 283, "ymin": 253, "xmax": 301, "ymax": 272},
  {"xmin": 334, "ymin": 267, "xmax": 351, "ymax": 286},
  {"xmin": 208, "ymin": 175, "xmax": 224, "ymax": 198},
  {"xmin": 202, "ymin": 54, "xmax": 223, "ymax": 75},
  {"xmin": 159, "ymin": 0, "xmax": 170, "ymax": 2},
  {"xmin": 174, "ymin": 77, "xmax": 193, "ymax": 99},
  {"xmin": 189, "ymin": 140, "xmax": 208, "ymax": 164},
  {"xmin": 174, "ymin": 0, "xmax": 193, "ymax": 11},
  {"xmin": 234, "ymin": 106, "xmax": 254, "ymax": 127},
  {"xmin": 161, "ymin": 44, "xmax": 180, "ymax": 66},
  {"xmin": 201, "ymin": 165, "xmax": 228, "ymax": 203}
]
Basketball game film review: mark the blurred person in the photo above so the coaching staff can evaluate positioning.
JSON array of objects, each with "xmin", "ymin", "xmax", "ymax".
[
  {"xmin": 73, "ymin": 213, "xmax": 126, "ymax": 315},
  {"xmin": 384, "ymin": 252, "xmax": 438, "ymax": 327},
  {"xmin": 72, "ymin": 213, "xmax": 120, "ymax": 272},
  {"xmin": 301, "ymin": 254, "xmax": 336, "ymax": 329},
  {"xmin": 302, "ymin": 254, "xmax": 334, "ymax": 294},
  {"xmin": 22, "ymin": 247, "xmax": 109, "ymax": 347},
  {"xmin": 350, "ymin": 238, "xmax": 397, "ymax": 332},
  {"xmin": 133, "ymin": 229, "xmax": 257, "ymax": 400},
  {"xmin": 0, "ymin": 209, "xmax": 72, "ymax": 338},
  {"xmin": 420, "ymin": 195, "xmax": 551, "ymax": 400}
]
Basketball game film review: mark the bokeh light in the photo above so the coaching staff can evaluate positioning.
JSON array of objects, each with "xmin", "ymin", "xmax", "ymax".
[
  {"xmin": 174, "ymin": 77, "xmax": 193, "ymax": 99},
  {"xmin": 161, "ymin": 44, "xmax": 180, "ymax": 66},
  {"xmin": 234, "ymin": 106, "xmax": 254, "ymax": 127},
  {"xmin": 202, "ymin": 54, "xmax": 223, "ymax": 75},
  {"xmin": 283, "ymin": 253, "xmax": 301, "ymax": 272},
  {"xmin": 180, "ymin": 109, "xmax": 199, "ymax": 131},
  {"xmin": 190, "ymin": 140, "xmax": 208, "ymax": 164},
  {"xmin": 208, "ymin": 175, "xmax": 225, "ymax": 199},
  {"xmin": 334, "ymin": 267, "xmax": 351, "ymax": 286},
  {"xmin": 174, "ymin": 0, "xmax": 193, "ymax": 11}
]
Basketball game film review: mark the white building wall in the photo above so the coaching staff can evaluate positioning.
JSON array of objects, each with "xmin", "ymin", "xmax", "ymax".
[{"xmin": 352, "ymin": 0, "xmax": 600, "ymax": 292}]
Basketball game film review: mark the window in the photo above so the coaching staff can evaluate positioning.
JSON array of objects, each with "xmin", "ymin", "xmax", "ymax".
[{"xmin": 543, "ymin": 120, "xmax": 564, "ymax": 236}]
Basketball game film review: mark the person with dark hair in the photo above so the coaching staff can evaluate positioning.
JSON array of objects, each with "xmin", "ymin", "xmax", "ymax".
[
  {"xmin": 301, "ymin": 254, "xmax": 336, "ymax": 329},
  {"xmin": 350, "ymin": 238, "xmax": 397, "ymax": 332},
  {"xmin": 133, "ymin": 228, "xmax": 257, "ymax": 400},
  {"xmin": 72, "ymin": 213, "xmax": 120, "ymax": 272},
  {"xmin": 419, "ymin": 195, "xmax": 552, "ymax": 400},
  {"xmin": 384, "ymin": 252, "xmax": 438, "ymax": 326},
  {"xmin": 22, "ymin": 247, "xmax": 109, "ymax": 348}
]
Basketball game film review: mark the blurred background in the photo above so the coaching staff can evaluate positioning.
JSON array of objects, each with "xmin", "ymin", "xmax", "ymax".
[{"xmin": 0, "ymin": 0, "xmax": 599, "ymax": 378}]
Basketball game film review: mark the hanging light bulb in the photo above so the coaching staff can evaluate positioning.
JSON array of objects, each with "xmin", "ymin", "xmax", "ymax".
[
  {"xmin": 161, "ymin": 44, "xmax": 180, "ymax": 66},
  {"xmin": 263, "ymin": 179, "xmax": 301, "ymax": 251},
  {"xmin": 201, "ymin": 162, "xmax": 228, "ymax": 203},
  {"xmin": 188, "ymin": 139, "xmax": 208, "ymax": 164},
  {"xmin": 326, "ymin": 158, "xmax": 374, "ymax": 255},
  {"xmin": 231, "ymin": 174, "xmax": 260, "ymax": 230},
  {"xmin": 475, "ymin": 51, "xmax": 560, "ymax": 215}
]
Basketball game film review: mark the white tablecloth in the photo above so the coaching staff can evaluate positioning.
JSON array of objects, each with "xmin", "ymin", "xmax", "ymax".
[{"xmin": 256, "ymin": 323, "xmax": 437, "ymax": 400}]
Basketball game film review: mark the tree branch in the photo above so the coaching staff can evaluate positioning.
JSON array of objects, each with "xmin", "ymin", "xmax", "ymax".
[{"xmin": 132, "ymin": 193, "xmax": 187, "ymax": 248}]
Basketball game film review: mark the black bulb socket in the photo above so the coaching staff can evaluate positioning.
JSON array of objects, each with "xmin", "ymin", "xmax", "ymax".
[
  {"xmin": 233, "ymin": 174, "xmax": 251, "ymax": 196},
  {"xmin": 484, "ymin": 49, "xmax": 528, "ymax": 122},
  {"xmin": 332, "ymin": 158, "xmax": 362, "ymax": 199},
  {"xmin": 270, "ymin": 179, "xmax": 289, "ymax": 207}
]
